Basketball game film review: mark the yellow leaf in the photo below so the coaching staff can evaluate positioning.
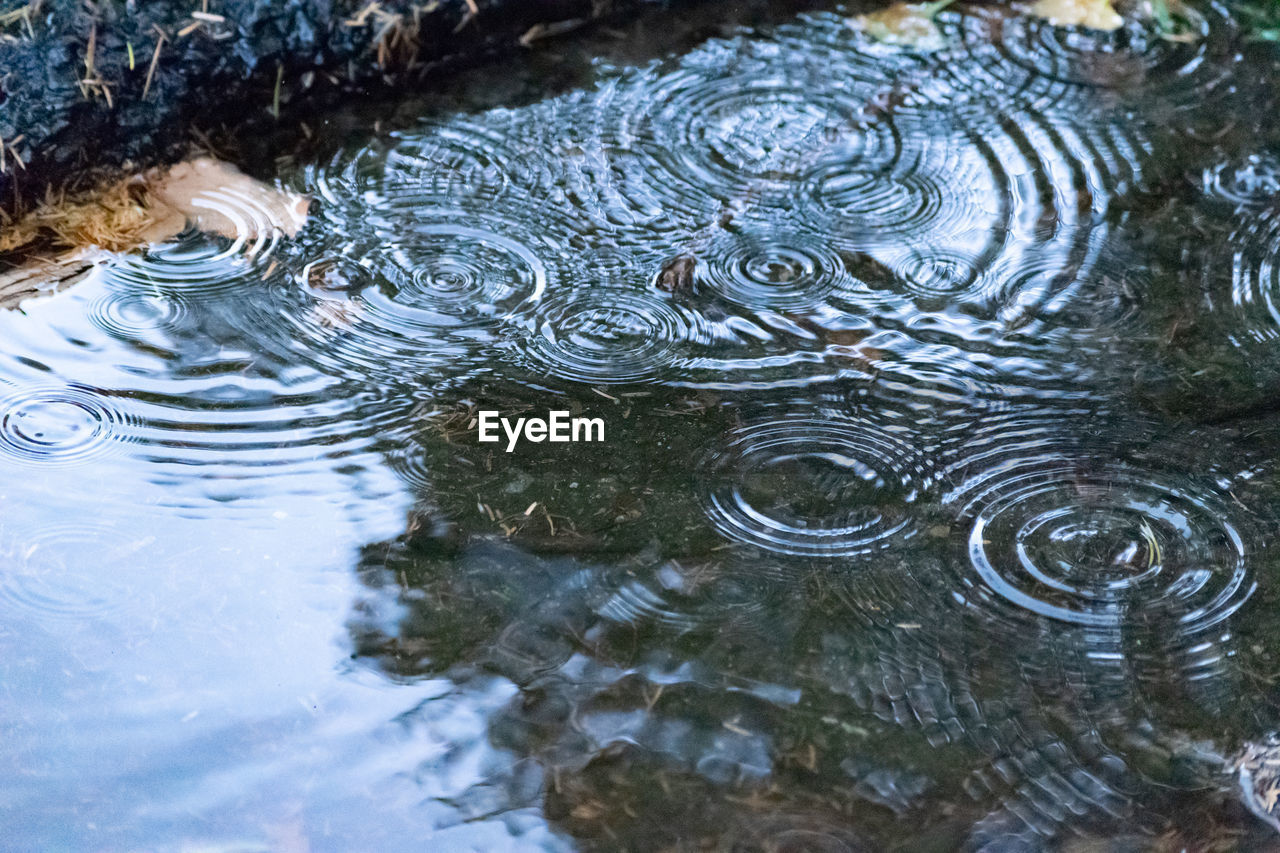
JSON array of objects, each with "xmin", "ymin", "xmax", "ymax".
[
  {"xmin": 849, "ymin": 1, "xmax": 953, "ymax": 51},
  {"xmin": 1029, "ymin": 0, "xmax": 1123, "ymax": 31}
]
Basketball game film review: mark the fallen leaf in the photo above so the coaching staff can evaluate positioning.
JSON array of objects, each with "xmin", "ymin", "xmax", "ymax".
[
  {"xmin": 146, "ymin": 157, "xmax": 309, "ymax": 241},
  {"xmin": 1028, "ymin": 0, "xmax": 1123, "ymax": 31},
  {"xmin": 849, "ymin": 0, "xmax": 954, "ymax": 51}
]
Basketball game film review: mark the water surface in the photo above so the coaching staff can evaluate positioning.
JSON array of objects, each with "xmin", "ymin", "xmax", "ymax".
[{"xmin": 5, "ymin": 1, "xmax": 1280, "ymax": 849}]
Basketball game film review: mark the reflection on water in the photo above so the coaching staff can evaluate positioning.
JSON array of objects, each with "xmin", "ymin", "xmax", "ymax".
[{"xmin": 5, "ymin": 0, "xmax": 1280, "ymax": 849}]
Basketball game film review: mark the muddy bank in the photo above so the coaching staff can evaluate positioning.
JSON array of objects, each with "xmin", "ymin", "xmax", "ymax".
[{"xmin": 0, "ymin": 0, "xmax": 691, "ymax": 215}]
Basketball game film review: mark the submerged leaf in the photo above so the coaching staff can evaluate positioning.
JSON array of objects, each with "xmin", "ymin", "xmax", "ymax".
[
  {"xmin": 848, "ymin": 0, "xmax": 954, "ymax": 51},
  {"xmin": 1146, "ymin": 0, "xmax": 1203, "ymax": 41},
  {"xmin": 146, "ymin": 158, "xmax": 310, "ymax": 242},
  {"xmin": 1028, "ymin": 0, "xmax": 1124, "ymax": 30}
]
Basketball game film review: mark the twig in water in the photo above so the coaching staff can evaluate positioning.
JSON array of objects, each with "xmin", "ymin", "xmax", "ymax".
[{"xmin": 142, "ymin": 27, "xmax": 166, "ymax": 101}]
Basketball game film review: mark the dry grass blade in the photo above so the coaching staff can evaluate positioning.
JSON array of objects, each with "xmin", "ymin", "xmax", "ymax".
[
  {"xmin": 346, "ymin": 1, "xmax": 447, "ymax": 68},
  {"xmin": 0, "ymin": 179, "xmax": 157, "ymax": 255},
  {"xmin": 1, "ymin": 158, "xmax": 308, "ymax": 258},
  {"xmin": 519, "ymin": 19, "xmax": 586, "ymax": 46},
  {"xmin": 143, "ymin": 27, "xmax": 166, "ymax": 100},
  {"xmin": 0, "ymin": 0, "xmax": 40, "ymax": 35},
  {"xmin": 1, "ymin": 158, "xmax": 310, "ymax": 312},
  {"xmin": 0, "ymin": 135, "xmax": 27, "ymax": 174}
]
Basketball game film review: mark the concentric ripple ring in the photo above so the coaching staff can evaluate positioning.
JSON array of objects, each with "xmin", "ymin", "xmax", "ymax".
[
  {"xmin": 701, "ymin": 232, "xmax": 858, "ymax": 312},
  {"xmin": 0, "ymin": 520, "xmax": 143, "ymax": 622},
  {"xmin": 0, "ymin": 385, "xmax": 132, "ymax": 467},
  {"xmin": 701, "ymin": 417, "xmax": 933, "ymax": 557},
  {"xmin": 522, "ymin": 290, "xmax": 704, "ymax": 385},
  {"xmin": 954, "ymin": 461, "xmax": 1252, "ymax": 630}
]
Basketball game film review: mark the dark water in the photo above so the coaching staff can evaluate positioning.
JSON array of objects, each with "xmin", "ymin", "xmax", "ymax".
[{"xmin": 6, "ymin": 2, "xmax": 1280, "ymax": 849}]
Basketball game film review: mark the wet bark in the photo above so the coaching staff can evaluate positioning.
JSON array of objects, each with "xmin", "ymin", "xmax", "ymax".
[{"xmin": 0, "ymin": 0, "xmax": 667, "ymax": 215}]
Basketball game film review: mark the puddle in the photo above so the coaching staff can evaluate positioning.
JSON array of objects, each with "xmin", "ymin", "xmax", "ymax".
[{"xmin": 4, "ymin": 1, "xmax": 1280, "ymax": 849}]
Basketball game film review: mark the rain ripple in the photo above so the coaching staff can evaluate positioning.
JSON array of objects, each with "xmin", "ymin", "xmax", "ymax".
[
  {"xmin": 0, "ymin": 384, "xmax": 134, "ymax": 467},
  {"xmin": 373, "ymin": 219, "xmax": 548, "ymax": 327},
  {"xmin": 105, "ymin": 170, "xmax": 299, "ymax": 298},
  {"xmin": 943, "ymin": 426, "xmax": 1255, "ymax": 633},
  {"xmin": 698, "ymin": 230, "xmax": 861, "ymax": 312},
  {"xmin": 251, "ymin": 211, "xmax": 562, "ymax": 382},
  {"xmin": 305, "ymin": 117, "xmax": 533, "ymax": 209},
  {"xmin": 936, "ymin": 2, "xmax": 1230, "ymax": 110},
  {"xmin": 793, "ymin": 105, "xmax": 1138, "ymax": 324},
  {"xmin": 614, "ymin": 30, "xmax": 898, "ymax": 216},
  {"xmin": 116, "ymin": 379, "xmax": 407, "ymax": 514},
  {"xmin": 634, "ymin": 75, "xmax": 882, "ymax": 202},
  {"xmin": 519, "ymin": 289, "xmax": 713, "ymax": 385},
  {"xmin": 700, "ymin": 415, "xmax": 935, "ymax": 557},
  {"xmin": 1202, "ymin": 152, "xmax": 1280, "ymax": 209},
  {"xmin": 1205, "ymin": 210, "xmax": 1280, "ymax": 347},
  {"xmin": 793, "ymin": 139, "xmax": 957, "ymax": 250},
  {"xmin": 0, "ymin": 518, "xmax": 148, "ymax": 623},
  {"xmin": 88, "ymin": 287, "xmax": 192, "ymax": 344}
]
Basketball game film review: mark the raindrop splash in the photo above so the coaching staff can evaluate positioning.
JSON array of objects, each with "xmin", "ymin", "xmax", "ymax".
[
  {"xmin": 522, "ymin": 290, "xmax": 709, "ymax": 385},
  {"xmin": 947, "ymin": 450, "xmax": 1253, "ymax": 631},
  {"xmin": 0, "ymin": 384, "xmax": 133, "ymax": 466},
  {"xmin": 701, "ymin": 415, "xmax": 935, "ymax": 557}
]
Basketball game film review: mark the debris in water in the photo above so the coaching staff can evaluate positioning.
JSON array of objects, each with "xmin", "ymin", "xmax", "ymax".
[
  {"xmin": 0, "ymin": 158, "xmax": 309, "ymax": 310},
  {"xmin": 520, "ymin": 19, "xmax": 588, "ymax": 47},
  {"xmin": 146, "ymin": 158, "xmax": 309, "ymax": 241},
  {"xmin": 1143, "ymin": 0, "xmax": 1203, "ymax": 41},
  {"xmin": 1232, "ymin": 734, "xmax": 1280, "ymax": 835},
  {"xmin": 848, "ymin": 0, "xmax": 954, "ymax": 51},
  {"xmin": 0, "ymin": 255, "xmax": 98, "ymax": 311},
  {"xmin": 655, "ymin": 253, "xmax": 698, "ymax": 293},
  {"xmin": 1028, "ymin": 0, "xmax": 1124, "ymax": 30}
]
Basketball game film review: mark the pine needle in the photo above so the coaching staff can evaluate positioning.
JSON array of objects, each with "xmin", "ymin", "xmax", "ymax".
[{"xmin": 142, "ymin": 27, "xmax": 166, "ymax": 100}]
